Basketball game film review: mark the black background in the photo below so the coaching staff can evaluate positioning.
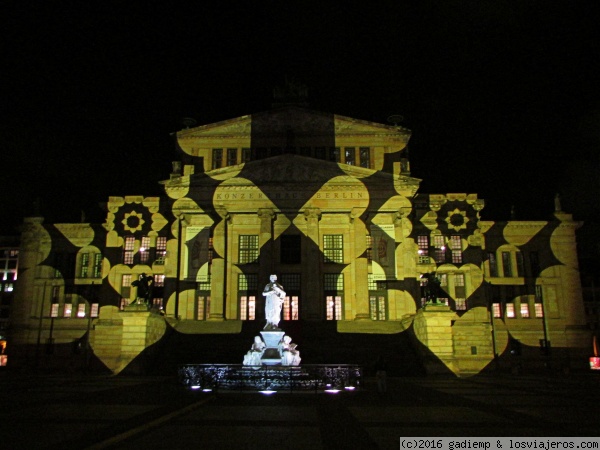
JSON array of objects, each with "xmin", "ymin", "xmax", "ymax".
[{"xmin": 2, "ymin": 1, "xmax": 600, "ymax": 238}]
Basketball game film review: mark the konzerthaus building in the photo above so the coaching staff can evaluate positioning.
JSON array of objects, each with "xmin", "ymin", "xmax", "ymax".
[{"xmin": 10, "ymin": 105, "xmax": 590, "ymax": 376}]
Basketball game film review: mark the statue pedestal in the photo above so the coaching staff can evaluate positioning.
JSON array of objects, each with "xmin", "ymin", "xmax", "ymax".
[{"xmin": 260, "ymin": 330, "xmax": 285, "ymax": 365}]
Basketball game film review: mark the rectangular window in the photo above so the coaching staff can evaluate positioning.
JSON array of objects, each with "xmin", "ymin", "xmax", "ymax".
[
  {"xmin": 238, "ymin": 235, "xmax": 259, "ymax": 264},
  {"xmin": 50, "ymin": 303, "xmax": 59, "ymax": 318},
  {"xmin": 326, "ymin": 295, "xmax": 343, "ymax": 320},
  {"xmin": 121, "ymin": 274, "xmax": 132, "ymax": 300},
  {"xmin": 152, "ymin": 298, "xmax": 163, "ymax": 309},
  {"xmin": 492, "ymin": 303, "xmax": 502, "ymax": 318},
  {"xmin": 239, "ymin": 296, "xmax": 256, "ymax": 320},
  {"xmin": 324, "ymin": 273, "xmax": 344, "ymax": 291},
  {"xmin": 488, "ymin": 252, "xmax": 498, "ymax": 277},
  {"xmin": 91, "ymin": 303, "xmax": 99, "ymax": 317},
  {"xmin": 330, "ymin": 147, "xmax": 341, "ymax": 162},
  {"xmin": 139, "ymin": 236, "xmax": 150, "ymax": 264},
  {"xmin": 516, "ymin": 252, "xmax": 525, "ymax": 277},
  {"xmin": 433, "ymin": 235, "xmax": 446, "ymax": 263},
  {"xmin": 369, "ymin": 295, "xmax": 387, "ymax": 320},
  {"xmin": 454, "ymin": 273, "xmax": 466, "ymax": 298},
  {"xmin": 283, "ymin": 295, "xmax": 299, "ymax": 320},
  {"xmin": 154, "ymin": 274, "xmax": 165, "ymax": 287},
  {"xmin": 506, "ymin": 303, "xmax": 515, "ymax": 318},
  {"xmin": 323, "ymin": 235, "xmax": 343, "ymax": 263},
  {"xmin": 344, "ymin": 147, "xmax": 355, "ymax": 165},
  {"xmin": 280, "ymin": 235, "xmax": 301, "ymax": 264},
  {"xmin": 418, "ymin": 235, "xmax": 430, "ymax": 264},
  {"xmin": 455, "ymin": 299, "xmax": 467, "ymax": 310},
  {"xmin": 366, "ymin": 234, "xmax": 373, "ymax": 262},
  {"xmin": 63, "ymin": 303, "xmax": 73, "ymax": 318},
  {"xmin": 155, "ymin": 237, "xmax": 167, "ymax": 265},
  {"xmin": 79, "ymin": 253, "xmax": 89, "ymax": 278},
  {"xmin": 359, "ymin": 147, "xmax": 370, "ymax": 168},
  {"xmin": 450, "ymin": 236, "xmax": 462, "ymax": 263},
  {"xmin": 93, "ymin": 253, "xmax": 102, "ymax": 278},
  {"xmin": 77, "ymin": 303, "xmax": 86, "ymax": 318},
  {"xmin": 227, "ymin": 148, "xmax": 237, "ymax": 166},
  {"xmin": 241, "ymin": 147, "xmax": 252, "ymax": 163},
  {"xmin": 238, "ymin": 274, "xmax": 257, "ymax": 321},
  {"xmin": 212, "ymin": 148, "xmax": 223, "ymax": 169},
  {"xmin": 123, "ymin": 237, "xmax": 135, "ymax": 264},
  {"xmin": 534, "ymin": 303, "xmax": 544, "ymax": 318},
  {"xmin": 520, "ymin": 301, "xmax": 530, "ymax": 318},
  {"xmin": 196, "ymin": 295, "xmax": 210, "ymax": 320},
  {"xmin": 502, "ymin": 251, "xmax": 513, "ymax": 277}
]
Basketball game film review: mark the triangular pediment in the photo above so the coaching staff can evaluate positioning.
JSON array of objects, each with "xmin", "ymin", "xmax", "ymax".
[{"xmin": 176, "ymin": 106, "xmax": 410, "ymax": 146}]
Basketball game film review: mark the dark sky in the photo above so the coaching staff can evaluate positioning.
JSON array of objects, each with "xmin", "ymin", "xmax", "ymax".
[{"xmin": 2, "ymin": 1, "xmax": 600, "ymax": 235}]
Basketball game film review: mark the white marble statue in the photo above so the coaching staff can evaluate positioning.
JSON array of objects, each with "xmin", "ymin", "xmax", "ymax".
[
  {"xmin": 279, "ymin": 335, "xmax": 301, "ymax": 366},
  {"xmin": 263, "ymin": 274, "xmax": 286, "ymax": 330},
  {"xmin": 243, "ymin": 335, "xmax": 266, "ymax": 366}
]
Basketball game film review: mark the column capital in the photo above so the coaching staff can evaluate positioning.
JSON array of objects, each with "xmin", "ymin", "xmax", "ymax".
[
  {"xmin": 257, "ymin": 208, "xmax": 276, "ymax": 220},
  {"xmin": 303, "ymin": 208, "xmax": 321, "ymax": 222}
]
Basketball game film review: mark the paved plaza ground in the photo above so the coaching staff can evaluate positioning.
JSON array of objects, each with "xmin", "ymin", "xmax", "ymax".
[{"xmin": 1, "ymin": 370, "xmax": 599, "ymax": 450}]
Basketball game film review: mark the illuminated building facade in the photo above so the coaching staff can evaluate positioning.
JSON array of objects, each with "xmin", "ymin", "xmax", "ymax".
[{"xmin": 10, "ymin": 106, "xmax": 590, "ymax": 375}]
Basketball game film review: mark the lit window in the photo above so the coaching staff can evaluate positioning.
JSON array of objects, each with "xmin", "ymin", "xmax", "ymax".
[
  {"xmin": 93, "ymin": 253, "xmax": 102, "ymax": 278},
  {"xmin": 123, "ymin": 237, "xmax": 135, "ymax": 264},
  {"xmin": 63, "ymin": 303, "xmax": 72, "ymax": 318},
  {"xmin": 139, "ymin": 236, "xmax": 150, "ymax": 264},
  {"xmin": 324, "ymin": 235, "xmax": 343, "ymax": 263},
  {"xmin": 326, "ymin": 296, "xmax": 343, "ymax": 320},
  {"xmin": 155, "ymin": 237, "xmax": 167, "ymax": 265},
  {"xmin": 506, "ymin": 303, "xmax": 515, "ymax": 318},
  {"xmin": 417, "ymin": 235, "xmax": 430, "ymax": 264},
  {"xmin": 154, "ymin": 274, "xmax": 165, "ymax": 287},
  {"xmin": 239, "ymin": 235, "xmax": 259, "ymax": 264},
  {"xmin": 450, "ymin": 236, "xmax": 462, "ymax": 264},
  {"xmin": 152, "ymin": 298, "xmax": 163, "ymax": 309},
  {"xmin": 283, "ymin": 295, "xmax": 299, "ymax": 320},
  {"xmin": 534, "ymin": 303, "xmax": 544, "ymax": 317},
  {"xmin": 121, "ymin": 274, "xmax": 132, "ymax": 302},
  {"xmin": 77, "ymin": 303, "xmax": 86, "ymax": 318},
  {"xmin": 90, "ymin": 303, "xmax": 99, "ymax": 318},
  {"xmin": 433, "ymin": 235, "xmax": 445, "ymax": 263},
  {"xmin": 520, "ymin": 302, "xmax": 530, "ymax": 318},
  {"xmin": 455, "ymin": 299, "xmax": 467, "ymax": 310},
  {"xmin": 50, "ymin": 303, "xmax": 59, "ymax": 318},
  {"xmin": 492, "ymin": 303, "xmax": 502, "ymax": 318},
  {"xmin": 79, "ymin": 253, "xmax": 89, "ymax": 278},
  {"xmin": 344, "ymin": 147, "xmax": 355, "ymax": 165}
]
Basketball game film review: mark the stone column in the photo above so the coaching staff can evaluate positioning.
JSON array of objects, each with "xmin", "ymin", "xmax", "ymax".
[
  {"xmin": 303, "ymin": 208, "xmax": 322, "ymax": 320},
  {"xmin": 209, "ymin": 209, "xmax": 229, "ymax": 321},
  {"xmin": 257, "ymin": 209, "xmax": 275, "ymax": 286},
  {"xmin": 351, "ymin": 209, "xmax": 369, "ymax": 320}
]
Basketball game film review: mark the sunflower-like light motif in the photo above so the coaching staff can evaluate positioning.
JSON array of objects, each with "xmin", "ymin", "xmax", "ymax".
[
  {"xmin": 445, "ymin": 208, "xmax": 468, "ymax": 232},
  {"xmin": 122, "ymin": 210, "xmax": 145, "ymax": 233}
]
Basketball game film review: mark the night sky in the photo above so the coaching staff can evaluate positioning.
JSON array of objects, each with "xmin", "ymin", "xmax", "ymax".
[{"xmin": 2, "ymin": 1, "xmax": 600, "ymax": 236}]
